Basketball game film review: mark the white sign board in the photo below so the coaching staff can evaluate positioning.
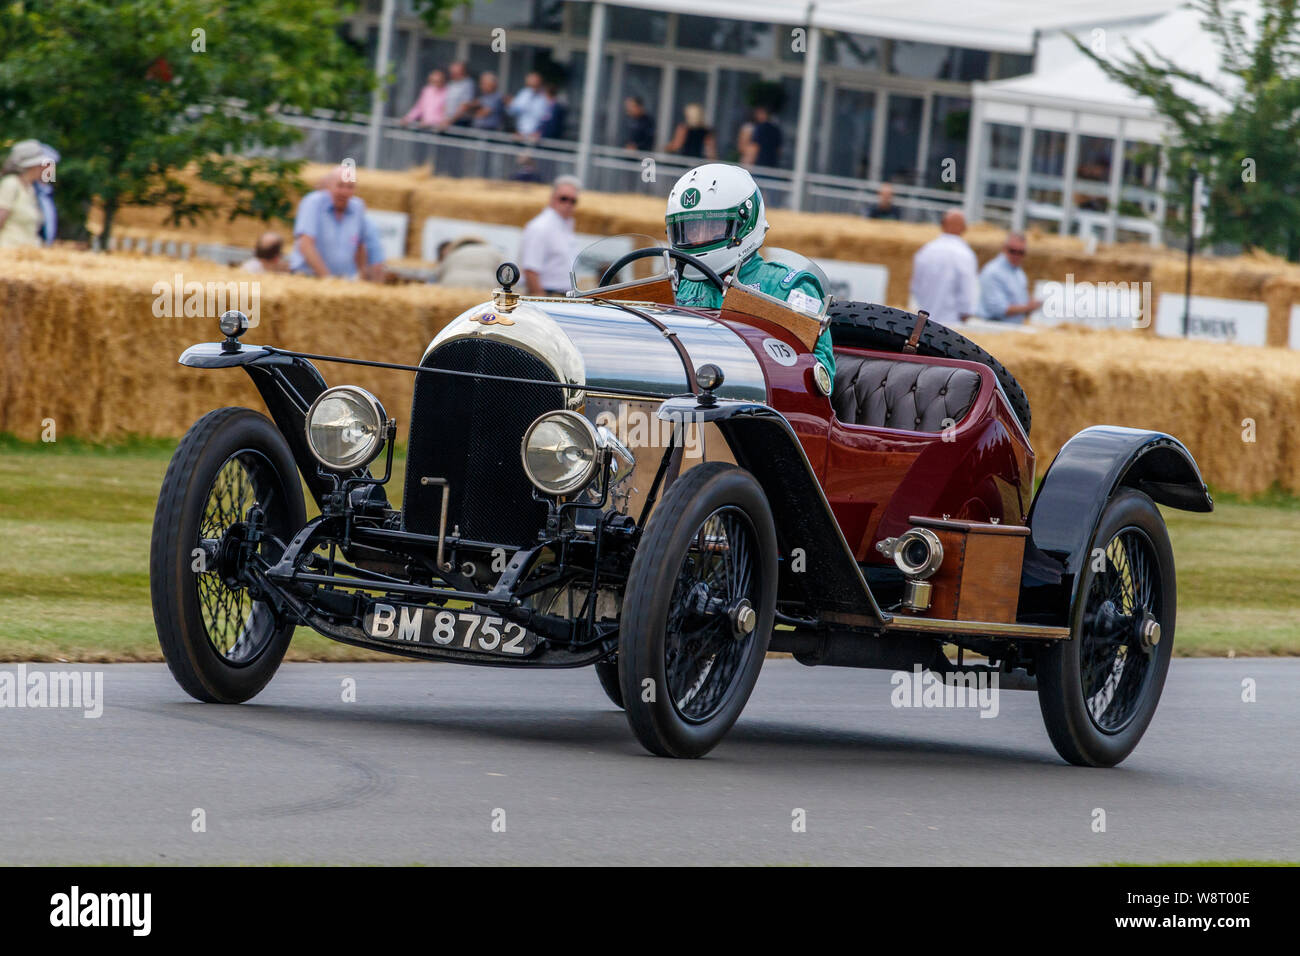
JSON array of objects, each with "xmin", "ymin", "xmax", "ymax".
[
  {"xmin": 365, "ymin": 209, "xmax": 409, "ymax": 262},
  {"xmin": 1289, "ymin": 305, "xmax": 1300, "ymax": 350},
  {"xmin": 1031, "ymin": 279, "xmax": 1147, "ymax": 330},
  {"xmin": 1155, "ymin": 293, "xmax": 1268, "ymax": 346},
  {"xmin": 817, "ymin": 259, "xmax": 889, "ymax": 305},
  {"xmin": 420, "ymin": 216, "xmax": 626, "ymax": 285}
]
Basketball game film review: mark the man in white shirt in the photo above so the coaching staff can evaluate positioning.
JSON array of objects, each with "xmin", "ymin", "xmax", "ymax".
[
  {"xmin": 519, "ymin": 175, "xmax": 581, "ymax": 295},
  {"xmin": 909, "ymin": 209, "xmax": 978, "ymax": 327}
]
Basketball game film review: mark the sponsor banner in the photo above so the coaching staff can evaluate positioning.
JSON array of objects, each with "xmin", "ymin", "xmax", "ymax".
[
  {"xmin": 420, "ymin": 216, "xmax": 626, "ymax": 282},
  {"xmin": 817, "ymin": 259, "xmax": 889, "ymax": 304},
  {"xmin": 1155, "ymin": 293, "xmax": 1268, "ymax": 346},
  {"xmin": 366, "ymin": 209, "xmax": 410, "ymax": 262}
]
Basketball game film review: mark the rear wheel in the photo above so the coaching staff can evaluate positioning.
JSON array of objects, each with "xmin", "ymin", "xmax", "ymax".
[
  {"xmin": 1036, "ymin": 489, "xmax": 1175, "ymax": 766},
  {"xmin": 150, "ymin": 408, "xmax": 305, "ymax": 703},
  {"xmin": 828, "ymin": 300, "xmax": 1032, "ymax": 435},
  {"xmin": 619, "ymin": 463, "xmax": 777, "ymax": 757}
]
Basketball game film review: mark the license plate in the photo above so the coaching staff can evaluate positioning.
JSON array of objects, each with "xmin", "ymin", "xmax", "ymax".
[{"xmin": 363, "ymin": 602, "xmax": 538, "ymax": 657}]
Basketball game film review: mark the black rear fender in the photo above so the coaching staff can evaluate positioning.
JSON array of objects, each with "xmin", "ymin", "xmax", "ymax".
[{"xmin": 1021, "ymin": 426, "xmax": 1212, "ymax": 627}]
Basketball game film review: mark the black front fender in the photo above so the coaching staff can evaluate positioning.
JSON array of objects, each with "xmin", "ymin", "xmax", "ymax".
[
  {"xmin": 180, "ymin": 342, "xmax": 359, "ymax": 511},
  {"xmin": 657, "ymin": 397, "xmax": 888, "ymax": 624},
  {"xmin": 1021, "ymin": 425, "xmax": 1213, "ymax": 626}
]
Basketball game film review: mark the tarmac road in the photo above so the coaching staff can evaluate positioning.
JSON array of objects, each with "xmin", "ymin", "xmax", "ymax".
[{"xmin": 1, "ymin": 658, "xmax": 1295, "ymax": 865}]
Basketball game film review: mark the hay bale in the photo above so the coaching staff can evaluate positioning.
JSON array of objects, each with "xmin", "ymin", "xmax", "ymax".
[{"xmin": 5, "ymin": 244, "xmax": 1299, "ymax": 499}]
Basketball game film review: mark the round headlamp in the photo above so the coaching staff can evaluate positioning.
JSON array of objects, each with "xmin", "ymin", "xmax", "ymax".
[
  {"xmin": 305, "ymin": 386, "xmax": 387, "ymax": 471},
  {"xmin": 521, "ymin": 411, "xmax": 600, "ymax": 496}
]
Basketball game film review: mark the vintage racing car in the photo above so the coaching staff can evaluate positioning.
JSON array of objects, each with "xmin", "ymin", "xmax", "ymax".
[{"xmin": 150, "ymin": 237, "xmax": 1212, "ymax": 762}]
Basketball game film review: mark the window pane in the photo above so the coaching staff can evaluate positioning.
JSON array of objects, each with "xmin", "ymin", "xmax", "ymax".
[
  {"xmin": 925, "ymin": 95, "xmax": 969, "ymax": 188},
  {"xmin": 987, "ymin": 122, "xmax": 1022, "ymax": 170},
  {"xmin": 714, "ymin": 69, "xmax": 763, "ymax": 162},
  {"xmin": 827, "ymin": 88, "xmax": 875, "ymax": 179},
  {"xmin": 995, "ymin": 52, "xmax": 1034, "ymax": 79},
  {"xmin": 824, "ymin": 32, "xmax": 884, "ymax": 69},
  {"xmin": 1074, "ymin": 134, "xmax": 1113, "ymax": 212},
  {"xmin": 466, "ymin": 0, "xmax": 563, "ymax": 31},
  {"xmin": 617, "ymin": 63, "xmax": 663, "ymax": 148},
  {"xmin": 608, "ymin": 7, "xmax": 668, "ymax": 45},
  {"xmin": 677, "ymin": 16, "xmax": 774, "ymax": 57},
  {"xmin": 891, "ymin": 42, "xmax": 988, "ymax": 80},
  {"xmin": 883, "ymin": 94, "xmax": 923, "ymax": 183}
]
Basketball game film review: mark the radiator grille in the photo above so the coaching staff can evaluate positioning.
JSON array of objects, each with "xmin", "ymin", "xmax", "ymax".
[{"xmin": 403, "ymin": 338, "xmax": 564, "ymax": 547}]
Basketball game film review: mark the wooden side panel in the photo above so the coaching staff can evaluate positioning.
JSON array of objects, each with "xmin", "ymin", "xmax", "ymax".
[
  {"xmin": 958, "ymin": 532, "xmax": 1027, "ymax": 622},
  {"xmin": 721, "ymin": 283, "xmax": 822, "ymax": 350},
  {"xmin": 920, "ymin": 527, "xmax": 966, "ymax": 620},
  {"xmin": 902, "ymin": 516, "xmax": 1029, "ymax": 624}
]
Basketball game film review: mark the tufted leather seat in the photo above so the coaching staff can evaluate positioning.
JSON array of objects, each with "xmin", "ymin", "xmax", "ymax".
[{"xmin": 831, "ymin": 354, "xmax": 981, "ymax": 432}]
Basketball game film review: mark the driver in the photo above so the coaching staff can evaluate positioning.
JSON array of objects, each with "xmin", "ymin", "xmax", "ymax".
[{"xmin": 667, "ymin": 163, "xmax": 834, "ymax": 378}]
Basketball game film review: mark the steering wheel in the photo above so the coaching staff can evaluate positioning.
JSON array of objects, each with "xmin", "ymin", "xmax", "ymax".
[{"xmin": 599, "ymin": 246, "xmax": 726, "ymax": 293}]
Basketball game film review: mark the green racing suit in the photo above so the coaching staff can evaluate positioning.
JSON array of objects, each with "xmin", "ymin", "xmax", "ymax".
[{"xmin": 675, "ymin": 252, "xmax": 835, "ymax": 379}]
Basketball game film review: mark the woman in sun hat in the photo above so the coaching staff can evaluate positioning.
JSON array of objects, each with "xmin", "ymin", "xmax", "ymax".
[{"xmin": 0, "ymin": 139, "xmax": 57, "ymax": 249}]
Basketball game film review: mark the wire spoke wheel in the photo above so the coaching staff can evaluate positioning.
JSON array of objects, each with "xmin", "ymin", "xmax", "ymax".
[
  {"xmin": 618, "ymin": 462, "xmax": 777, "ymax": 758},
  {"xmin": 1078, "ymin": 527, "xmax": 1160, "ymax": 734},
  {"xmin": 664, "ymin": 507, "xmax": 759, "ymax": 722},
  {"xmin": 1036, "ymin": 488, "xmax": 1176, "ymax": 767},
  {"xmin": 151, "ymin": 408, "xmax": 306, "ymax": 704},
  {"xmin": 193, "ymin": 452, "xmax": 283, "ymax": 665}
]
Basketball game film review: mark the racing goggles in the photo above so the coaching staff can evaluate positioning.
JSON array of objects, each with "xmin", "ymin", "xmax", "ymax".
[{"xmin": 668, "ymin": 213, "xmax": 741, "ymax": 251}]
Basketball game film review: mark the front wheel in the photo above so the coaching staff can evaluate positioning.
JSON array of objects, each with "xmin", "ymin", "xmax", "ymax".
[
  {"xmin": 1036, "ymin": 489, "xmax": 1176, "ymax": 766},
  {"xmin": 618, "ymin": 462, "xmax": 778, "ymax": 757},
  {"xmin": 150, "ymin": 407, "xmax": 306, "ymax": 703}
]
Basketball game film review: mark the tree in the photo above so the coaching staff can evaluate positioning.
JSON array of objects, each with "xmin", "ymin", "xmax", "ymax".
[
  {"xmin": 1074, "ymin": 0, "xmax": 1300, "ymax": 259},
  {"xmin": 0, "ymin": 0, "xmax": 378, "ymax": 243}
]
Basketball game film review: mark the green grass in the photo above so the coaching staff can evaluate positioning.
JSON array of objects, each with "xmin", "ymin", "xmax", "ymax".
[{"xmin": 1, "ymin": 435, "xmax": 1297, "ymax": 661}]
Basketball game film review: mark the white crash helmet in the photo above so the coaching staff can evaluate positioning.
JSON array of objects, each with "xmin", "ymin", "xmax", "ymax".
[{"xmin": 665, "ymin": 163, "xmax": 769, "ymax": 280}]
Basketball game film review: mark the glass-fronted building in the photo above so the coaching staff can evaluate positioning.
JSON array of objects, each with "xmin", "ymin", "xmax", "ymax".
[{"xmin": 309, "ymin": 0, "xmax": 1190, "ymax": 235}]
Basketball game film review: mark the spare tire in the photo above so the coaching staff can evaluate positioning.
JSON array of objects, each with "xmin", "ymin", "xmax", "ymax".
[{"xmin": 827, "ymin": 300, "xmax": 1032, "ymax": 435}]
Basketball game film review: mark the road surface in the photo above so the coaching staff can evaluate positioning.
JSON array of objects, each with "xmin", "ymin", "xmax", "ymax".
[{"xmin": 2, "ymin": 658, "xmax": 1295, "ymax": 865}]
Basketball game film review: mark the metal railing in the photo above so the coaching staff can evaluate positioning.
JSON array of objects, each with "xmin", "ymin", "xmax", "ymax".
[{"xmin": 270, "ymin": 109, "xmax": 964, "ymax": 222}]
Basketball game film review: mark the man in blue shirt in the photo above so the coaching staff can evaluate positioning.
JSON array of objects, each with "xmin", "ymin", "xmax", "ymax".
[
  {"xmin": 361, "ymin": 214, "xmax": 388, "ymax": 282},
  {"xmin": 289, "ymin": 167, "xmax": 368, "ymax": 279},
  {"xmin": 978, "ymin": 232, "xmax": 1041, "ymax": 323}
]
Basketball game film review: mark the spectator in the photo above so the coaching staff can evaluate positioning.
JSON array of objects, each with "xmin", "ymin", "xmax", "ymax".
[
  {"xmin": 470, "ymin": 72, "xmax": 506, "ymax": 131},
  {"xmin": 445, "ymin": 61, "xmax": 477, "ymax": 127},
  {"xmin": 0, "ymin": 140, "xmax": 55, "ymax": 249},
  {"xmin": 739, "ymin": 106, "xmax": 782, "ymax": 169},
  {"xmin": 436, "ymin": 236, "xmax": 504, "ymax": 289},
  {"xmin": 666, "ymin": 103, "xmax": 716, "ymax": 160},
  {"xmin": 519, "ymin": 175, "xmax": 581, "ymax": 296},
  {"xmin": 511, "ymin": 152, "xmax": 543, "ymax": 183},
  {"xmin": 241, "ymin": 231, "xmax": 289, "ymax": 273},
  {"xmin": 909, "ymin": 209, "xmax": 978, "ymax": 327},
  {"xmin": 979, "ymin": 232, "xmax": 1041, "ymax": 323},
  {"xmin": 867, "ymin": 183, "xmax": 901, "ymax": 221},
  {"xmin": 401, "ymin": 69, "xmax": 448, "ymax": 129},
  {"xmin": 622, "ymin": 96, "xmax": 655, "ymax": 153},
  {"xmin": 507, "ymin": 71, "xmax": 550, "ymax": 140},
  {"xmin": 362, "ymin": 214, "xmax": 388, "ymax": 283},
  {"xmin": 288, "ymin": 167, "xmax": 368, "ymax": 279},
  {"xmin": 537, "ymin": 83, "xmax": 566, "ymax": 140}
]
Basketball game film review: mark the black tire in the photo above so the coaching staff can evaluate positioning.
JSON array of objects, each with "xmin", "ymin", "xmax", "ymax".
[
  {"xmin": 827, "ymin": 300, "xmax": 1033, "ymax": 435},
  {"xmin": 1036, "ymin": 489, "xmax": 1176, "ymax": 767},
  {"xmin": 618, "ymin": 462, "xmax": 778, "ymax": 758},
  {"xmin": 150, "ymin": 407, "xmax": 306, "ymax": 704},
  {"xmin": 594, "ymin": 659, "xmax": 624, "ymax": 709}
]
